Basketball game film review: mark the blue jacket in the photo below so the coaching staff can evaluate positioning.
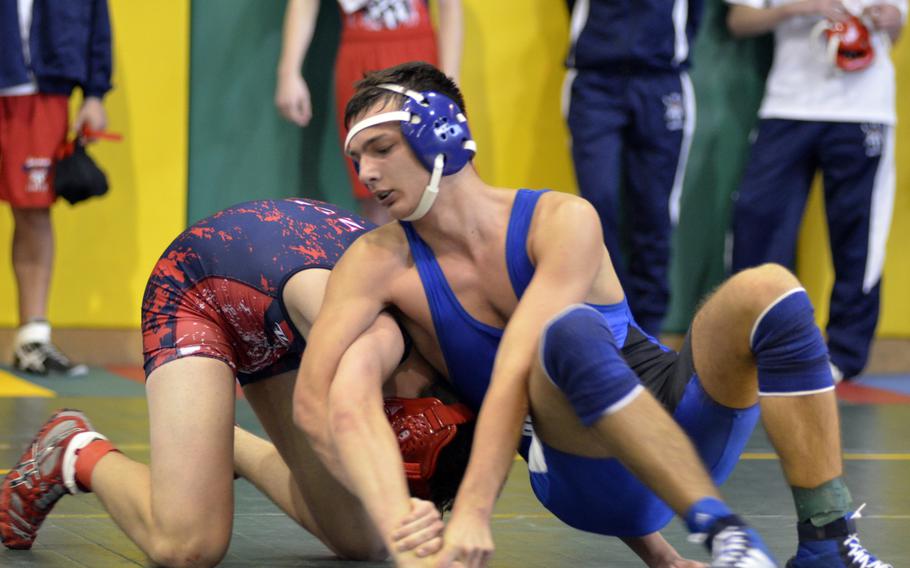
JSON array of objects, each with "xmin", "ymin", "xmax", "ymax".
[
  {"xmin": 1, "ymin": 0, "xmax": 112, "ymax": 97},
  {"xmin": 567, "ymin": 0, "xmax": 704, "ymax": 73}
]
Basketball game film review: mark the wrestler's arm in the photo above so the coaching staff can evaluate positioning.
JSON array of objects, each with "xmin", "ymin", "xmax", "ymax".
[
  {"xmin": 330, "ymin": 314, "xmax": 446, "ymax": 562},
  {"xmin": 294, "ymin": 232, "xmax": 399, "ymax": 477},
  {"xmin": 438, "ymin": 194, "xmax": 604, "ymax": 567},
  {"xmin": 279, "ymin": 263, "xmax": 441, "ymax": 561}
]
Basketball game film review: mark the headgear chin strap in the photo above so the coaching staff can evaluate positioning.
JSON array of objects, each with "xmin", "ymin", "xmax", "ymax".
[
  {"xmin": 344, "ymin": 84, "xmax": 477, "ymax": 221},
  {"xmin": 384, "ymin": 396, "xmax": 474, "ymax": 499}
]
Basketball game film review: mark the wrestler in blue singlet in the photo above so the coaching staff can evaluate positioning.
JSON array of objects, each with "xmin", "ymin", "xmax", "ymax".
[{"xmin": 402, "ymin": 189, "xmax": 759, "ymax": 536}]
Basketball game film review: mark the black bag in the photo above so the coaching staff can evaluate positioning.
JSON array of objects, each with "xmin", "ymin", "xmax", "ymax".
[{"xmin": 54, "ymin": 141, "xmax": 109, "ymax": 205}]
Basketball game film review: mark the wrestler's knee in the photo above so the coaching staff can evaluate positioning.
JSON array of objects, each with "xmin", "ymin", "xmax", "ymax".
[
  {"xmin": 331, "ymin": 536, "xmax": 388, "ymax": 562},
  {"xmin": 729, "ymin": 263, "xmax": 803, "ymax": 316},
  {"xmin": 146, "ymin": 528, "xmax": 230, "ymax": 568},
  {"xmin": 540, "ymin": 305, "xmax": 642, "ymax": 426}
]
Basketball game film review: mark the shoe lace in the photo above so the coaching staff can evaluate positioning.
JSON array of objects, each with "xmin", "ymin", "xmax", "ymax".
[
  {"xmin": 843, "ymin": 535, "xmax": 891, "ymax": 568},
  {"xmin": 8, "ymin": 443, "xmax": 41, "ymax": 488},
  {"xmin": 689, "ymin": 526, "xmax": 761, "ymax": 567},
  {"xmin": 843, "ymin": 504, "xmax": 892, "ymax": 568},
  {"xmin": 41, "ymin": 343, "xmax": 73, "ymax": 366},
  {"xmin": 33, "ymin": 483, "xmax": 67, "ymax": 511},
  {"xmin": 714, "ymin": 527, "xmax": 750, "ymax": 565}
]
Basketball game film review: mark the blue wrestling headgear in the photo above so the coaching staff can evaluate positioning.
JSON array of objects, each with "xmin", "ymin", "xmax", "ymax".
[{"xmin": 344, "ymin": 84, "xmax": 477, "ymax": 221}]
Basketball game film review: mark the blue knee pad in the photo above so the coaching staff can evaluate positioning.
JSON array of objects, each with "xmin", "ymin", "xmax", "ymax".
[
  {"xmin": 540, "ymin": 305, "xmax": 643, "ymax": 426},
  {"xmin": 751, "ymin": 289, "xmax": 834, "ymax": 396}
]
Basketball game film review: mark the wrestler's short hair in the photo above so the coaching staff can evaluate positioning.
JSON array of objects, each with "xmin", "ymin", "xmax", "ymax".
[{"xmin": 344, "ymin": 61, "xmax": 467, "ymax": 130}]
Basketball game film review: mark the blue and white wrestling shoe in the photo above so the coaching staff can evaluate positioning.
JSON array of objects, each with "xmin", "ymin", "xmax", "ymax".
[
  {"xmin": 691, "ymin": 515, "xmax": 778, "ymax": 567},
  {"xmin": 787, "ymin": 505, "xmax": 892, "ymax": 568}
]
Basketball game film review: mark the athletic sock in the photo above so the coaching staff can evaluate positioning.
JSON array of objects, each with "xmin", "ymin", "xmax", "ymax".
[
  {"xmin": 16, "ymin": 319, "xmax": 51, "ymax": 347},
  {"xmin": 684, "ymin": 497, "xmax": 735, "ymax": 534},
  {"xmin": 63, "ymin": 433, "xmax": 119, "ymax": 493}
]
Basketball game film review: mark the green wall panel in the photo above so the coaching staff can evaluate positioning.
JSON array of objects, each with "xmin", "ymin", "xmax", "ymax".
[{"xmin": 188, "ymin": 0, "xmax": 353, "ymax": 225}]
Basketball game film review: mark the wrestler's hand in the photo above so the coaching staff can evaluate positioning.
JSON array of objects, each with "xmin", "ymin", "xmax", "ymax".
[
  {"xmin": 392, "ymin": 498, "xmax": 445, "ymax": 557},
  {"xmin": 435, "ymin": 509, "xmax": 493, "ymax": 568}
]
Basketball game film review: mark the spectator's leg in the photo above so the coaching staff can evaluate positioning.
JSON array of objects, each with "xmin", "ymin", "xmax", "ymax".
[
  {"xmin": 622, "ymin": 71, "xmax": 694, "ymax": 334},
  {"xmin": 818, "ymin": 123, "xmax": 894, "ymax": 379},
  {"xmin": 11, "ymin": 207, "xmax": 53, "ymax": 325},
  {"xmin": 731, "ymin": 119, "xmax": 818, "ymax": 273},
  {"xmin": 566, "ymin": 69, "xmax": 628, "ymax": 287}
]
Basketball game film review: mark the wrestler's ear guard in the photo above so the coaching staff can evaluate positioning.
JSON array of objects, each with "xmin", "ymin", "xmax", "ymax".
[{"xmin": 384, "ymin": 396, "xmax": 474, "ymax": 499}]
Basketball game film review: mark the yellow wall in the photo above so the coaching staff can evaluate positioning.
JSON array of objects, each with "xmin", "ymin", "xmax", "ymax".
[
  {"xmin": 797, "ymin": 36, "xmax": 910, "ymax": 336},
  {"xmin": 459, "ymin": 0, "xmax": 577, "ymax": 193},
  {"xmin": 0, "ymin": 0, "xmax": 189, "ymax": 328}
]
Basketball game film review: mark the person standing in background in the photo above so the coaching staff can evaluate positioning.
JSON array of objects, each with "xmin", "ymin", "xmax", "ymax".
[
  {"xmin": 0, "ymin": 0, "xmax": 112, "ymax": 375},
  {"xmin": 275, "ymin": 0, "xmax": 463, "ymax": 225},
  {"xmin": 727, "ymin": 0, "xmax": 905, "ymax": 381},
  {"xmin": 563, "ymin": 0, "xmax": 703, "ymax": 337}
]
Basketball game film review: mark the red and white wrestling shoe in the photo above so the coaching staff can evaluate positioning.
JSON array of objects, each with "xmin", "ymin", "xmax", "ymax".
[{"xmin": 0, "ymin": 409, "xmax": 105, "ymax": 549}]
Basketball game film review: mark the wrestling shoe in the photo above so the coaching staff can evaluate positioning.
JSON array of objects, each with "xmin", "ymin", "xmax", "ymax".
[
  {"xmin": 691, "ymin": 515, "xmax": 778, "ymax": 567},
  {"xmin": 787, "ymin": 505, "xmax": 891, "ymax": 567},
  {"xmin": 13, "ymin": 342, "xmax": 88, "ymax": 376},
  {"xmin": 0, "ymin": 409, "xmax": 98, "ymax": 549}
]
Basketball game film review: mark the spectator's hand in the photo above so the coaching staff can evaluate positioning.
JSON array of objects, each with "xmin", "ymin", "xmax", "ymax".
[
  {"xmin": 275, "ymin": 70, "xmax": 313, "ymax": 127},
  {"xmin": 864, "ymin": 3, "xmax": 903, "ymax": 37},
  {"xmin": 435, "ymin": 509, "xmax": 493, "ymax": 568},
  {"xmin": 392, "ymin": 498, "xmax": 445, "ymax": 557},
  {"xmin": 74, "ymin": 97, "xmax": 107, "ymax": 143},
  {"xmin": 791, "ymin": 0, "xmax": 850, "ymax": 22}
]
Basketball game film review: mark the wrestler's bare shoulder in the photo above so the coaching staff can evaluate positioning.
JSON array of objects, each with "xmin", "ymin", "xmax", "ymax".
[
  {"xmin": 343, "ymin": 222, "xmax": 411, "ymax": 269},
  {"xmin": 533, "ymin": 190, "xmax": 601, "ymax": 233}
]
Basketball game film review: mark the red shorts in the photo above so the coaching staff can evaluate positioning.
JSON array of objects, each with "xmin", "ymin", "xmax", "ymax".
[
  {"xmin": 0, "ymin": 94, "xmax": 69, "ymax": 208},
  {"xmin": 335, "ymin": 28, "xmax": 438, "ymax": 200},
  {"xmin": 142, "ymin": 276, "xmax": 300, "ymax": 386}
]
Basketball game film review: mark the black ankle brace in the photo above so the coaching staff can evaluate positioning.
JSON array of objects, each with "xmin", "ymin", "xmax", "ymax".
[{"xmin": 796, "ymin": 515, "xmax": 855, "ymax": 541}]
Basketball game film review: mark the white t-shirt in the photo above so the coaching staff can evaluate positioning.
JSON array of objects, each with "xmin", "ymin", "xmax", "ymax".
[
  {"xmin": 0, "ymin": 0, "xmax": 37, "ymax": 96},
  {"xmin": 726, "ymin": 0, "xmax": 907, "ymax": 124}
]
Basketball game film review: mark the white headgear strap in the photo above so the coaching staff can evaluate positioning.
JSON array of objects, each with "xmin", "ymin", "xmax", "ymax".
[
  {"xmin": 344, "ymin": 110, "xmax": 411, "ymax": 152},
  {"xmin": 402, "ymin": 154, "xmax": 444, "ymax": 221}
]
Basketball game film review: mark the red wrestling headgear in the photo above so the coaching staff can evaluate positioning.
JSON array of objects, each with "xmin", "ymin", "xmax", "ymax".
[
  {"xmin": 818, "ymin": 15, "xmax": 875, "ymax": 72},
  {"xmin": 384, "ymin": 397, "xmax": 474, "ymax": 499}
]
